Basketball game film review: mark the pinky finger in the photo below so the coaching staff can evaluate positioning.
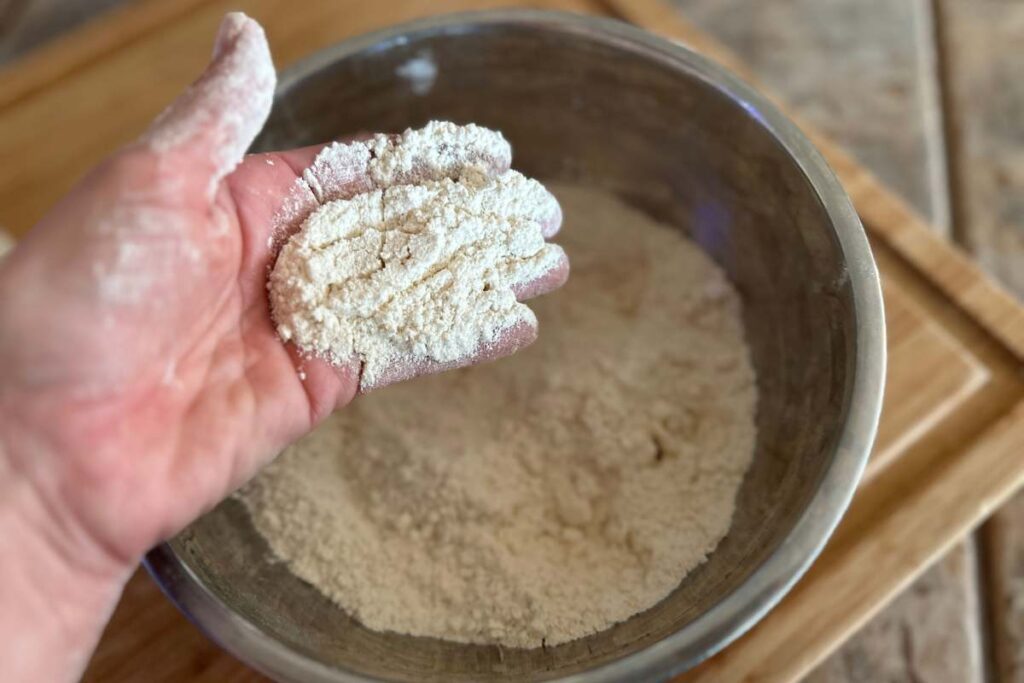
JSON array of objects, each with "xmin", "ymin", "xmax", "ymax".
[{"xmin": 512, "ymin": 247, "xmax": 570, "ymax": 301}]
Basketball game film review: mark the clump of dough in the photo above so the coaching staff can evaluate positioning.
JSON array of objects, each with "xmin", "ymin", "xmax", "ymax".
[{"xmin": 268, "ymin": 122, "xmax": 562, "ymax": 389}]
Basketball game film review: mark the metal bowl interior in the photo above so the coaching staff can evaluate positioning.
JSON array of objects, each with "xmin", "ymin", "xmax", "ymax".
[{"xmin": 146, "ymin": 10, "xmax": 884, "ymax": 683}]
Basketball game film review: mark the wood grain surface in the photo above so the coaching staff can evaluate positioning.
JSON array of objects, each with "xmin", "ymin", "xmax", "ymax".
[
  {"xmin": 673, "ymin": 0, "xmax": 949, "ymax": 235},
  {"xmin": 936, "ymin": 1, "xmax": 1024, "ymax": 680},
  {"xmin": 600, "ymin": 2, "xmax": 1024, "ymax": 681},
  {"xmin": 985, "ymin": 493, "xmax": 1024, "ymax": 683},
  {"xmin": 937, "ymin": 0, "xmax": 1024, "ymax": 300},
  {"xmin": 0, "ymin": 0, "xmax": 208, "ymax": 108},
  {"xmin": 0, "ymin": 0, "xmax": 1020, "ymax": 681},
  {"xmin": 803, "ymin": 541, "xmax": 984, "ymax": 683},
  {"xmin": 606, "ymin": 0, "xmax": 1024, "ymax": 359},
  {"xmin": 0, "ymin": 0, "xmax": 131, "ymax": 62},
  {"xmin": 671, "ymin": 3, "xmax": 981, "ymax": 680}
]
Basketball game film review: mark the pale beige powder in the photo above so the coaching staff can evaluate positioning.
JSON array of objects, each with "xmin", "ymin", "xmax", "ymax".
[
  {"xmin": 269, "ymin": 121, "xmax": 562, "ymax": 389},
  {"xmin": 243, "ymin": 184, "xmax": 757, "ymax": 647}
]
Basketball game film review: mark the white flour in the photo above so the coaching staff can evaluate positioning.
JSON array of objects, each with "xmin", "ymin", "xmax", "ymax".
[
  {"xmin": 269, "ymin": 122, "xmax": 562, "ymax": 389},
  {"xmin": 244, "ymin": 185, "xmax": 758, "ymax": 647}
]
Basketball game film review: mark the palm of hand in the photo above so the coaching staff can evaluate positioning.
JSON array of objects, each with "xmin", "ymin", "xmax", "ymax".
[
  {"xmin": 0, "ymin": 145, "xmax": 356, "ymax": 564},
  {"xmin": 1, "ymin": 137, "xmax": 563, "ymax": 568},
  {"xmin": 0, "ymin": 13, "xmax": 563, "ymax": 575}
]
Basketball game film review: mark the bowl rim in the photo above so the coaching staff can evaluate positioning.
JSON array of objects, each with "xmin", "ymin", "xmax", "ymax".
[{"xmin": 145, "ymin": 9, "xmax": 886, "ymax": 682}]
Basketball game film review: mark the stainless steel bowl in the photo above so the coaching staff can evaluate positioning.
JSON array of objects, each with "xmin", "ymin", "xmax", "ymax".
[{"xmin": 146, "ymin": 10, "xmax": 885, "ymax": 682}]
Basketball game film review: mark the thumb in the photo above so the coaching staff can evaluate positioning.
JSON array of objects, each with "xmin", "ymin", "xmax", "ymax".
[{"xmin": 141, "ymin": 12, "xmax": 276, "ymax": 194}]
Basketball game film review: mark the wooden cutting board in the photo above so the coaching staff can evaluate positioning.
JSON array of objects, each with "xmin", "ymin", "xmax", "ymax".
[{"xmin": 1, "ymin": 0, "xmax": 1020, "ymax": 681}]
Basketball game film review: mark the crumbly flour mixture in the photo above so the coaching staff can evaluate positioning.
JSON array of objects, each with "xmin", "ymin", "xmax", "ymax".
[
  {"xmin": 269, "ymin": 121, "xmax": 562, "ymax": 389},
  {"xmin": 243, "ymin": 185, "xmax": 757, "ymax": 648}
]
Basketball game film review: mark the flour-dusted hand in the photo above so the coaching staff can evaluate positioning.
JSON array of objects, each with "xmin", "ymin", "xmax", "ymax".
[
  {"xmin": 266, "ymin": 122, "xmax": 568, "ymax": 391},
  {"xmin": 0, "ymin": 14, "xmax": 567, "ymax": 683}
]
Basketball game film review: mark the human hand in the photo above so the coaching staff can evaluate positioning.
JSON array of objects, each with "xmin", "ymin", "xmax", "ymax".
[{"xmin": 0, "ymin": 13, "xmax": 564, "ymax": 682}]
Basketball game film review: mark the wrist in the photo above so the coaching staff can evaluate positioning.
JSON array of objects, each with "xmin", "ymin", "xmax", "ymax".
[{"xmin": 0, "ymin": 422, "xmax": 132, "ymax": 682}]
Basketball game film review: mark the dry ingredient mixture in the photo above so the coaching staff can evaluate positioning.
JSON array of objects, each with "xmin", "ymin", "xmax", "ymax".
[
  {"xmin": 243, "ymin": 184, "xmax": 758, "ymax": 648},
  {"xmin": 269, "ymin": 121, "xmax": 563, "ymax": 389}
]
